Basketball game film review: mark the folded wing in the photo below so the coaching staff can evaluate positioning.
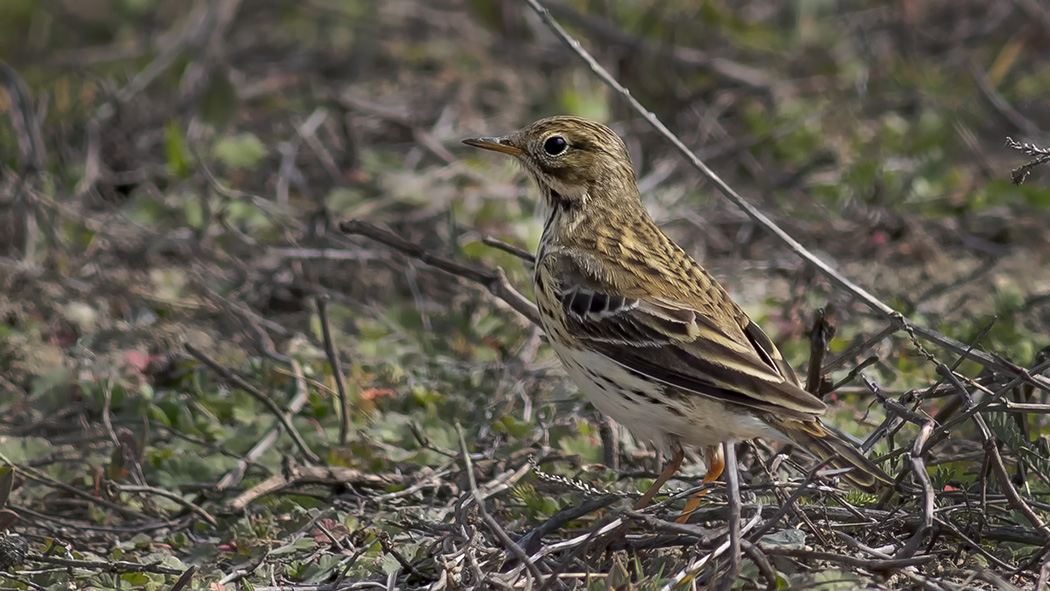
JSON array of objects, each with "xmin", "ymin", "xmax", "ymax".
[{"xmin": 547, "ymin": 251, "xmax": 826, "ymax": 420}]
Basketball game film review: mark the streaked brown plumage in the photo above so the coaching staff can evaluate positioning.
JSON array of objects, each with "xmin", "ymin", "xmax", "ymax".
[{"xmin": 464, "ymin": 116, "xmax": 890, "ymax": 518}]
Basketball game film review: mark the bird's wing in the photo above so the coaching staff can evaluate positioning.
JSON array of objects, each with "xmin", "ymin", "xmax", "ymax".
[{"xmin": 542, "ymin": 251, "xmax": 826, "ymax": 419}]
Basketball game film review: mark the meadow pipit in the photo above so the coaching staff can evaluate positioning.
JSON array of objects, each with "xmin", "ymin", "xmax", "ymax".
[{"xmin": 464, "ymin": 116, "xmax": 890, "ymax": 521}]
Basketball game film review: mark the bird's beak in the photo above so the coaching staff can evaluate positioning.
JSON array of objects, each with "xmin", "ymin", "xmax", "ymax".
[{"xmin": 462, "ymin": 136, "xmax": 524, "ymax": 157}]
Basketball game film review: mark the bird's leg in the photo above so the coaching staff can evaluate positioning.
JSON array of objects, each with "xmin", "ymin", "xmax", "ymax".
[
  {"xmin": 633, "ymin": 445, "xmax": 685, "ymax": 510},
  {"xmin": 675, "ymin": 444, "xmax": 725, "ymax": 523}
]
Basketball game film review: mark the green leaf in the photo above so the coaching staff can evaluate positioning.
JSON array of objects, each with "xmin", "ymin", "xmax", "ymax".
[
  {"xmin": 212, "ymin": 133, "xmax": 268, "ymax": 170},
  {"xmin": 120, "ymin": 572, "xmax": 150, "ymax": 585},
  {"xmin": 164, "ymin": 120, "xmax": 191, "ymax": 179},
  {"xmin": 271, "ymin": 537, "xmax": 316, "ymax": 556},
  {"xmin": 379, "ymin": 553, "xmax": 401, "ymax": 575}
]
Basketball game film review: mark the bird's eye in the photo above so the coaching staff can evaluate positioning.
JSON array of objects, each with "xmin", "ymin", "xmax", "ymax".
[{"xmin": 543, "ymin": 136, "xmax": 568, "ymax": 156}]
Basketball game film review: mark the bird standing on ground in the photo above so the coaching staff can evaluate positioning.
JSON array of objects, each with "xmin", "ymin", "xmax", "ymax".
[{"xmin": 464, "ymin": 116, "xmax": 890, "ymax": 521}]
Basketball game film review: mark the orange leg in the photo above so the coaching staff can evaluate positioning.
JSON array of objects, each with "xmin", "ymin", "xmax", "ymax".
[
  {"xmin": 633, "ymin": 445, "xmax": 685, "ymax": 510},
  {"xmin": 675, "ymin": 445, "xmax": 725, "ymax": 524}
]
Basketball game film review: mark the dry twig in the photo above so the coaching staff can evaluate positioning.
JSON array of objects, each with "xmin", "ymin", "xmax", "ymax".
[
  {"xmin": 455, "ymin": 424, "xmax": 547, "ymax": 588},
  {"xmin": 227, "ymin": 466, "xmax": 409, "ymax": 511},
  {"xmin": 316, "ymin": 295, "xmax": 353, "ymax": 446},
  {"xmin": 339, "ymin": 220, "xmax": 541, "ymax": 326},
  {"xmin": 1006, "ymin": 137, "xmax": 1050, "ymax": 185},
  {"xmin": 185, "ymin": 343, "xmax": 322, "ymax": 465}
]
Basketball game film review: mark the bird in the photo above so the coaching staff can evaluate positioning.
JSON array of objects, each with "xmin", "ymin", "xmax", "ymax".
[{"xmin": 463, "ymin": 116, "xmax": 891, "ymax": 521}]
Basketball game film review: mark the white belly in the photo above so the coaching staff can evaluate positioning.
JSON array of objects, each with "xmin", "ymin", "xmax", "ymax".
[{"xmin": 549, "ymin": 341, "xmax": 783, "ymax": 453}]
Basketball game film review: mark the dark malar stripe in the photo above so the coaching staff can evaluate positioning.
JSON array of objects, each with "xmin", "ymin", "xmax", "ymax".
[
  {"xmin": 541, "ymin": 202, "xmax": 556, "ymax": 237},
  {"xmin": 538, "ymin": 188, "xmax": 567, "ymax": 263}
]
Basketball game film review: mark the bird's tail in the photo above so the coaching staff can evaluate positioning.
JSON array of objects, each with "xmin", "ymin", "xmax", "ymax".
[{"xmin": 772, "ymin": 418, "xmax": 892, "ymax": 493}]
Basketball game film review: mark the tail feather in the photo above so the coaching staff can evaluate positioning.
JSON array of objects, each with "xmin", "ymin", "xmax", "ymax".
[{"xmin": 774, "ymin": 419, "xmax": 892, "ymax": 493}]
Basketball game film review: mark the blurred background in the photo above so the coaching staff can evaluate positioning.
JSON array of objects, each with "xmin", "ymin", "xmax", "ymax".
[{"xmin": 2, "ymin": 0, "xmax": 1050, "ymax": 588}]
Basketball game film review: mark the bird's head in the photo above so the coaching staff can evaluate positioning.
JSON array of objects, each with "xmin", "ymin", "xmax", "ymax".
[{"xmin": 463, "ymin": 116, "xmax": 641, "ymax": 214}]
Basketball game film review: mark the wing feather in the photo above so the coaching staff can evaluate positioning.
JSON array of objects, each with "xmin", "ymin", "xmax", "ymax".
[{"xmin": 546, "ymin": 252, "xmax": 825, "ymax": 418}]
